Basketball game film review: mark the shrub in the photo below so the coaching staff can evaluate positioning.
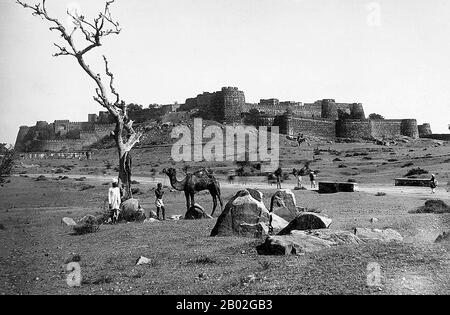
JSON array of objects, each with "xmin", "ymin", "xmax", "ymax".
[
  {"xmin": 375, "ymin": 192, "xmax": 386, "ymax": 197},
  {"xmin": 72, "ymin": 216, "xmax": 99, "ymax": 235},
  {"xmin": 79, "ymin": 184, "xmax": 95, "ymax": 191},
  {"xmin": 35, "ymin": 175, "xmax": 47, "ymax": 181},
  {"xmin": 405, "ymin": 167, "xmax": 428, "ymax": 177},
  {"xmin": 401, "ymin": 162, "xmax": 414, "ymax": 168},
  {"xmin": 412, "ymin": 199, "xmax": 450, "ymax": 214}
]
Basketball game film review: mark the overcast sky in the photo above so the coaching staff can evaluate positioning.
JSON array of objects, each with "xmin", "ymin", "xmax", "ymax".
[{"xmin": 1, "ymin": 0, "xmax": 450, "ymax": 144}]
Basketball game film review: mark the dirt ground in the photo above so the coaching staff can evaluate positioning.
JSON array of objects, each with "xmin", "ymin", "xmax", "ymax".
[{"xmin": 1, "ymin": 138, "xmax": 449, "ymax": 295}]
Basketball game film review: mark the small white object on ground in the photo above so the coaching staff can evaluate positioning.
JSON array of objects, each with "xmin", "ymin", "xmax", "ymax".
[
  {"xmin": 136, "ymin": 256, "xmax": 151, "ymax": 265},
  {"xmin": 61, "ymin": 217, "xmax": 77, "ymax": 226}
]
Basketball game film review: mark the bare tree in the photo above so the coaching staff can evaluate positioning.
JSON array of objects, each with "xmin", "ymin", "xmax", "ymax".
[{"xmin": 17, "ymin": 0, "xmax": 142, "ymax": 199}]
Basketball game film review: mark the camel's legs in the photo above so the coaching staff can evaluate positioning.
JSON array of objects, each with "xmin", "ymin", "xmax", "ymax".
[
  {"xmin": 211, "ymin": 193, "xmax": 217, "ymax": 216},
  {"xmin": 190, "ymin": 193, "xmax": 195, "ymax": 209},
  {"xmin": 185, "ymin": 191, "xmax": 190, "ymax": 211}
]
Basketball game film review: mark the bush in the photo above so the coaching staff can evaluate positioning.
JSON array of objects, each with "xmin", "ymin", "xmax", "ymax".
[
  {"xmin": 375, "ymin": 192, "xmax": 386, "ymax": 197},
  {"xmin": 72, "ymin": 216, "xmax": 99, "ymax": 235},
  {"xmin": 35, "ymin": 175, "xmax": 47, "ymax": 181},
  {"xmin": 405, "ymin": 167, "xmax": 428, "ymax": 177},
  {"xmin": 412, "ymin": 199, "xmax": 450, "ymax": 214},
  {"xmin": 79, "ymin": 184, "xmax": 95, "ymax": 191},
  {"xmin": 401, "ymin": 162, "xmax": 414, "ymax": 168}
]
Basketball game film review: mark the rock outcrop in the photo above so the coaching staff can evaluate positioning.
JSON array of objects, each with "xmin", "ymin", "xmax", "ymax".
[
  {"xmin": 257, "ymin": 229, "xmax": 362, "ymax": 255},
  {"xmin": 185, "ymin": 203, "xmax": 213, "ymax": 220},
  {"xmin": 354, "ymin": 228, "xmax": 403, "ymax": 242},
  {"xmin": 270, "ymin": 189, "xmax": 303, "ymax": 222},
  {"xmin": 278, "ymin": 213, "xmax": 332, "ymax": 235},
  {"xmin": 120, "ymin": 198, "xmax": 146, "ymax": 222},
  {"xmin": 211, "ymin": 189, "xmax": 269, "ymax": 238}
]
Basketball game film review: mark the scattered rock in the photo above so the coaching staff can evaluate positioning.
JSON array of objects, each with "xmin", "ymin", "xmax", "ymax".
[
  {"xmin": 64, "ymin": 254, "xmax": 81, "ymax": 264},
  {"xmin": 143, "ymin": 218, "xmax": 159, "ymax": 223},
  {"xmin": 370, "ymin": 217, "xmax": 379, "ymax": 223},
  {"xmin": 210, "ymin": 189, "xmax": 269, "ymax": 238},
  {"xmin": 169, "ymin": 215, "xmax": 183, "ymax": 221},
  {"xmin": 135, "ymin": 256, "xmax": 151, "ymax": 265},
  {"xmin": 62, "ymin": 217, "xmax": 77, "ymax": 226},
  {"xmin": 278, "ymin": 213, "xmax": 332, "ymax": 235},
  {"xmin": 354, "ymin": 228, "xmax": 403, "ymax": 242},
  {"xmin": 184, "ymin": 203, "xmax": 213, "ymax": 220}
]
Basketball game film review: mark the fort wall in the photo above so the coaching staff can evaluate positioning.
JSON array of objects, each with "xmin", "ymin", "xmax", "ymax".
[
  {"xmin": 336, "ymin": 119, "xmax": 419, "ymax": 139},
  {"xmin": 418, "ymin": 123, "xmax": 432, "ymax": 137},
  {"xmin": 289, "ymin": 117, "xmax": 337, "ymax": 138}
]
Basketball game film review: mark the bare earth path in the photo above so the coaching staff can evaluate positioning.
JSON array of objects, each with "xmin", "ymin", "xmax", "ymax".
[{"xmin": 16, "ymin": 173, "xmax": 450, "ymax": 201}]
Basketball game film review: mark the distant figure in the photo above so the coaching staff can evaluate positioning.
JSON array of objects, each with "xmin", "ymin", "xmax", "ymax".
[
  {"xmin": 430, "ymin": 174, "xmax": 438, "ymax": 194},
  {"xmin": 274, "ymin": 167, "xmax": 283, "ymax": 189},
  {"xmin": 108, "ymin": 179, "xmax": 121, "ymax": 224},
  {"xmin": 292, "ymin": 168, "xmax": 303, "ymax": 188},
  {"xmin": 309, "ymin": 171, "xmax": 317, "ymax": 189},
  {"xmin": 296, "ymin": 134, "xmax": 306, "ymax": 147},
  {"xmin": 155, "ymin": 183, "xmax": 166, "ymax": 220}
]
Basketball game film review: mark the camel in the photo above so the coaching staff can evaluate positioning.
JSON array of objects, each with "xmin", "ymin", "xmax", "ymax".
[{"xmin": 162, "ymin": 168, "xmax": 223, "ymax": 216}]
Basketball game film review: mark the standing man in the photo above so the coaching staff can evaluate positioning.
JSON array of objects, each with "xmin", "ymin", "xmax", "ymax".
[
  {"xmin": 309, "ymin": 171, "xmax": 317, "ymax": 189},
  {"xmin": 155, "ymin": 183, "xmax": 166, "ymax": 221},
  {"xmin": 274, "ymin": 167, "xmax": 283, "ymax": 189},
  {"xmin": 430, "ymin": 174, "xmax": 438, "ymax": 194},
  {"xmin": 108, "ymin": 178, "xmax": 121, "ymax": 224}
]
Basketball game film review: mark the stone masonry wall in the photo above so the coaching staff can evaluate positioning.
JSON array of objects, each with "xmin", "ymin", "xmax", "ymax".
[{"xmin": 290, "ymin": 117, "xmax": 337, "ymax": 138}]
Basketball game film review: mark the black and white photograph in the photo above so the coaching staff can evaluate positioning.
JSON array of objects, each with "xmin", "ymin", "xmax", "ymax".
[{"xmin": 1, "ymin": 0, "xmax": 449, "ymax": 299}]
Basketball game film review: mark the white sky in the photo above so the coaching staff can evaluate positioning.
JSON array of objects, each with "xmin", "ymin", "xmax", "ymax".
[{"xmin": 1, "ymin": 0, "xmax": 450, "ymax": 144}]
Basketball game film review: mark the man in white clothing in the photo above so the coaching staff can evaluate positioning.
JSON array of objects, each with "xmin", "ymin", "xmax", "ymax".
[{"xmin": 108, "ymin": 178, "xmax": 121, "ymax": 224}]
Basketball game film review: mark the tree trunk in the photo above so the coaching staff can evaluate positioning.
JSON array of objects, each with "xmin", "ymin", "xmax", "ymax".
[{"xmin": 118, "ymin": 148, "xmax": 132, "ymax": 200}]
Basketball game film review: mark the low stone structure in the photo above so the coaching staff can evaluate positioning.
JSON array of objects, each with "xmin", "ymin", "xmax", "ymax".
[
  {"xmin": 394, "ymin": 178, "xmax": 431, "ymax": 187},
  {"xmin": 318, "ymin": 181, "xmax": 358, "ymax": 193}
]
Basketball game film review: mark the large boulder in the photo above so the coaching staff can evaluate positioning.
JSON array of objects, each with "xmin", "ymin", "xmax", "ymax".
[
  {"xmin": 185, "ymin": 203, "xmax": 213, "ymax": 220},
  {"xmin": 270, "ymin": 189, "xmax": 303, "ymax": 221},
  {"xmin": 354, "ymin": 228, "xmax": 403, "ymax": 242},
  {"xmin": 210, "ymin": 189, "xmax": 269, "ymax": 238},
  {"xmin": 257, "ymin": 229, "xmax": 362, "ymax": 255},
  {"xmin": 278, "ymin": 213, "xmax": 332, "ymax": 235},
  {"xmin": 120, "ymin": 198, "xmax": 146, "ymax": 222}
]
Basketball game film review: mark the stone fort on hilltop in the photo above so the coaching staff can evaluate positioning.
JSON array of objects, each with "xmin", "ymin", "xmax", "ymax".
[
  {"xmin": 15, "ymin": 87, "xmax": 435, "ymax": 153},
  {"xmin": 181, "ymin": 87, "xmax": 432, "ymax": 140}
]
